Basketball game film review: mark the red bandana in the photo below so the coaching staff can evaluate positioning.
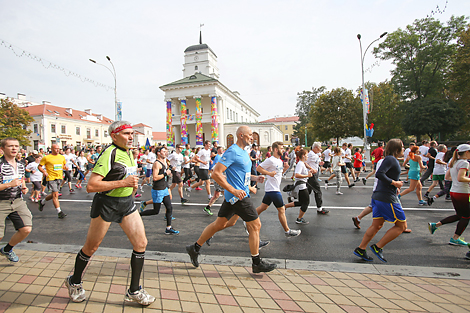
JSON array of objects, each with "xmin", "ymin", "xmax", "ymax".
[{"xmin": 111, "ymin": 124, "xmax": 132, "ymax": 134}]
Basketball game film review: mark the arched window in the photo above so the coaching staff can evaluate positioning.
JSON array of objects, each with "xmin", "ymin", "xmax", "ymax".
[{"xmin": 195, "ymin": 66, "xmax": 198, "ymax": 70}]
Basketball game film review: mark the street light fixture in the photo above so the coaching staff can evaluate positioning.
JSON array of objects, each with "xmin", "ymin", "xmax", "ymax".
[
  {"xmin": 89, "ymin": 57, "xmax": 119, "ymax": 121},
  {"xmin": 357, "ymin": 32, "xmax": 387, "ymax": 156}
]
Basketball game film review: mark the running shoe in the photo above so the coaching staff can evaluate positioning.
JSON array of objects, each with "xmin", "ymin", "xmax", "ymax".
[
  {"xmin": 186, "ymin": 186, "xmax": 192, "ymax": 192},
  {"xmin": 259, "ymin": 240, "xmax": 270, "ymax": 249},
  {"xmin": 124, "ymin": 287, "xmax": 155, "ymax": 306},
  {"xmin": 195, "ymin": 187, "xmax": 202, "ymax": 191},
  {"xmin": 317, "ymin": 209, "xmax": 329, "ymax": 214},
  {"xmin": 445, "ymin": 196, "xmax": 452, "ymax": 201},
  {"xmin": 203, "ymin": 206, "xmax": 213, "ymax": 216},
  {"xmin": 352, "ymin": 217, "xmax": 361, "ymax": 229},
  {"xmin": 135, "ymin": 193, "xmax": 142, "ymax": 198},
  {"xmin": 186, "ymin": 244, "xmax": 200, "ymax": 267},
  {"xmin": 65, "ymin": 276, "xmax": 86, "ymax": 303},
  {"xmin": 353, "ymin": 247, "xmax": 373, "ymax": 261},
  {"xmin": 58, "ymin": 193, "xmax": 62, "ymax": 197},
  {"xmin": 70, "ymin": 189, "xmax": 75, "ymax": 193},
  {"xmin": 348, "ymin": 184, "xmax": 355, "ymax": 188},
  {"xmin": 449, "ymin": 237, "xmax": 468, "ymax": 246},
  {"xmin": 181, "ymin": 198, "xmax": 188, "ymax": 204},
  {"xmin": 370, "ymin": 244, "xmax": 387, "ymax": 262},
  {"xmin": 38, "ymin": 199, "xmax": 45, "ymax": 212},
  {"xmin": 295, "ymin": 218, "xmax": 309, "ymax": 224},
  {"xmin": 423, "ymin": 193, "xmax": 429, "ymax": 199},
  {"xmin": 285, "ymin": 229, "xmax": 301, "ymax": 237},
  {"xmin": 206, "ymin": 237, "xmax": 212, "ymax": 246},
  {"xmin": 58, "ymin": 211, "xmax": 67, "ymax": 219},
  {"xmin": 165, "ymin": 227, "xmax": 180, "ymax": 235},
  {"xmin": 324, "ymin": 182, "xmax": 328, "ymax": 190},
  {"xmin": 427, "ymin": 196, "xmax": 434, "ymax": 206},
  {"xmin": 362, "ymin": 178, "xmax": 367, "ymax": 185},
  {"xmin": 139, "ymin": 201, "xmax": 147, "ymax": 212},
  {"xmin": 0, "ymin": 247, "xmax": 19, "ymax": 262},
  {"xmin": 418, "ymin": 200, "xmax": 426, "ymax": 206},
  {"xmin": 252, "ymin": 259, "xmax": 277, "ymax": 273},
  {"xmin": 336, "ymin": 191, "xmax": 343, "ymax": 195},
  {"xmin": 428, "ymin": 222, "xmax": 438, "ymax": 234},
  {"xmin": 287, "ymin": 196, "xmax": 293, "ymax": 203}
]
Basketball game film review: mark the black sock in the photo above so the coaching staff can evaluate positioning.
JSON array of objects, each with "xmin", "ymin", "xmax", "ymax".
[
  {"xmin": 3, "ymin": 243, "xmax": 13, "ymax": 252},
  {"xmin": 205, "ymin": 205, "xmax": 211, "ymax": 210},
  {"xmin": 72, "ymin": 249, "xmax": 91, "ymax": 284},
  {"xmin": 130, "ymin": 250, "xmax": 145, "ymax": 293},
  {"xmin": 252, "ymin": 254, "xmax": 260, "ymax": 265},
  {"xmin": 194, "ymin": 242, "xmax": 201, "ymax": 252}
]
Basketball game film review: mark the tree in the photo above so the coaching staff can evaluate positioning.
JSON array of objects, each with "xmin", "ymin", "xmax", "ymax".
[
  {"xmin": 310, "ymin": 87, "xmax": 362, "ymax": 143},
  {"xmin": 293, "ymin": 86, "xmax": 326, "ymax": 145},
  {"xmin": 374, "ymin": 16, "xmax": 468, "ymax": 100},
  {"xmin": 366, "ymin": 81, "xmax": 405, "ymax": 141},
  {"xmin": 0, "ymin": 99, "xmax": 34, "ymax": 146},
  {"xmin": 401, "ymin": 98, "xmax": 463, "ymax": 141}
]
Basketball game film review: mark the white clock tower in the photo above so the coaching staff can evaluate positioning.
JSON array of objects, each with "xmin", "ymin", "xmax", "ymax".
[{"xmin": 182, "ymin": 32, "xmax": 219, "ymax": 79}]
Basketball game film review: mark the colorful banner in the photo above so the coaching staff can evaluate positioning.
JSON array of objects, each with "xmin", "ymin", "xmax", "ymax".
[
  {"xmin": 166, "ymin": 101, "xmax": 174, "ymax": 147},
  {"xmin": 360, "ymin": 88, "xmax": 370, "ymax": 113},
  {"xmin": 116, "ymin": 101, "xmax": 122, "ymax": 121},
  {"xmin": 180, "ymin": 99, "xmax": 188, "ymax": 144},
  {"xmin": 195, "ymin": 97, "xmax": 203, "ymax": 145},
  {"xmin": 211, "ymin": 96, "xmax": 219, "ymax": 144}
]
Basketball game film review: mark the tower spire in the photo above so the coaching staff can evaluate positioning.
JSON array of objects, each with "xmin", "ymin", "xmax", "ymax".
[{"xmin": 199, "ymin": 23, "xmax": 204, "ymax": 44}]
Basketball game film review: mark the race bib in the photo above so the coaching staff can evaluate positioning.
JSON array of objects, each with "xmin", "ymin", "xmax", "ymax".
[
  {"xmin": 126, "ymin": 166, "xmax": 137, "ymax": 177},
  {"xmin": 53, "ymin": 164, "xmax": 62, "ymax": 171},
  {"xmin": 244, "ymin": 173, "xmax": 251, "ymax": 186},
  {"xmin": 2, "ymin": 175, "xmax": 18, "ymax": 184}
]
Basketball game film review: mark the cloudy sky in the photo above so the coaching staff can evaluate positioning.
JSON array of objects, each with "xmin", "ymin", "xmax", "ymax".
[{"xmin": 1, "ymin": 0, "xmax": 468, "ymax": 131}]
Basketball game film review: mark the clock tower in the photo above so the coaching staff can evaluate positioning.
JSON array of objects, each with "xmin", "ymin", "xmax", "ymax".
[{"xmin": 183, "ymin": 34, "xmax": 219, "ymax": 79}]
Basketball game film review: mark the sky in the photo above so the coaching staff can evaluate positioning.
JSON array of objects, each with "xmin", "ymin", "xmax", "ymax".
[{"xmin": 0, "ymin": 0, "xmax": 468, "ymax": 132}]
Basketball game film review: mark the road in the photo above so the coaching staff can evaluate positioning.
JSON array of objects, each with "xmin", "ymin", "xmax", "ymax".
[{"xmin": 4, "ymin": 172, "xmax": 470, "ymax": 269}]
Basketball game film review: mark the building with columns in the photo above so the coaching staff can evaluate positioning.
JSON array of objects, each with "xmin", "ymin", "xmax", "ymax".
[{"xmin": 160, "ymin": 40, "xmax": 282, "ymax": 148}]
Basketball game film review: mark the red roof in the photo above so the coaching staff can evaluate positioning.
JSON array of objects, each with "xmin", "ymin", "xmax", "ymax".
[
  {"xmin": 153, "ymin": 132, "xmax": 166, "ymax": 141},
  {"xmin": 21, "ymin": 104, "xmax": 113, "ymax": 125},
  {"xmin": 133, "ymin": 123, "xmax": 152, "ymax": 128},
  {"xmin": 259, "ymin": 116, "xmax": 299, "ymax": 123}
]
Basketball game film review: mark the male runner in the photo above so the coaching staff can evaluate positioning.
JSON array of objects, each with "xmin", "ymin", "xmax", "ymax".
[
  {"xmin": 167, "ymin": 144, "xmax": 188, "ymax": 204},
  {"xmin": 187, "ymin": 140, "xmax": 212, "ymax": 200},
  {"xmin": 0, "ymin": 138, "xmax": 33, "ymax": 262},
  {"xmin": 306, "ymin": 142, "xmax": 329, "ymax": 214},
  {"xmin": 186, "ymin": 126, "xmax": 276, "ymax": 273},
  {"xmin": 363, "ymin": 142, "xmax": 384, "ymax": 185},
  {"xmin": 65, "ymin": 121, "xmax": 155, "ymax": 305},
  {"xmin": 59, "ymin": 147, "xmax": 77, "ymax": 194},
  {"xmin": 38, "ymin": 143, "xmax": 67, "ymax": 218}
]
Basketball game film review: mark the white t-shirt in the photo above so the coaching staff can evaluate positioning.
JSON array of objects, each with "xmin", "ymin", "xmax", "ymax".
[
  {"xmin": 433, "ymin": 152, "xmax": 446, "ymax": 175},
  {"xmin": 167, "ymin": 152, "xmax": 184, "ymax": 172},
  {"xmin": 332, "ymin": 155, "xmax": 342, "ymax": 171},
  {"xmin": 372, "ymin": 159, "xmax": 384, "ymax": 191},
  {"xmin": 182, "ymin": 155, "xmax": 190, "ymax": 169},
  {"xmin": 26, "ymin": 162, "xmax": 43, "ymax": 182},
  {"xmin": 198, "ymin": 148, "xmax": 211, "ymax": 170},
  {"xmin": 147, "ymin": 152, "xmax": 156, "ymax": 170},
  {"xmin": 76, "ymin": 156, "xmax": 87, "ymax": 171},
  {"xmin": 344, "ymin": 148, "xmax": 352, "ymax": 163},
  {"xmin": 419, "ymin": 145, "xmax": 429, "ymax": 162},
  {"xmin": 404, "ymin": 148, "xmax": 411, "ymax": 160},
  {"xmin": 189, "ymin": 151, "xmax": 195, "ymax": 165},
  {"xmin": 306, "ymin": 150, "xmax": 320, "ymax": 171},
  {"xmin": 450, "ymin": 159, "xmax": 469, "ymax": 194},
  {"xmin": 259, "ymin": 156, "xmax": 284, "ymax": 192},
  {"xmin": 64, "ymin": 153, "xmax": 75, "ymax": 171},
  {"xmin": 323, "ymin": 149, "xmax": 331, "ymax": 162},
  {"xmin": 340, "ymin": 148, "xmax": 346, "ymax": 162},
  {"xmin": 294, "ymin": 161, "xmax": 308, "ymax": 190}
]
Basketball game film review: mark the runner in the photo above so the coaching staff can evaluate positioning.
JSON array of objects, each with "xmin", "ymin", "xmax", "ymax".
[
  {"xmin": 204, "ymin": 146, "xmax": 225, "ymax": 216},
  {"xmin": 353, "ymin": 148, "xmax": 363, "ymax": 182},
  {"xmin": 424, "ymin": 144, "xmax": 447, "ymax": 199},
  {"xmin": 345, "ymin": 143, "xmax": 356, "ymax": 182},
  {"xmin": 0, "ymin": 138, "xmax": 33, "ymax": 263},
  {"xmin": 65, "ymin": 121, "xmax": 155, "ymax": 305},
  {"xmin": 59, "ymin": 148, "xmax": 77, "ymax": 194},
  {"xmin": 363, "ymin": 142, "xmax": 384, "ymax": 185},
  {"xmin": 186, "ymin": 125, "xmax": 276, "ymax": 273},
  {"xmin": 182, "ymin": 149, "xmax": 192, "ymax": 187},
  {"xmin": 188, "ymin": 141, "xmax": 212, "ymax": 200},
  {"xmin": 325, "ymin": 147, "xmax": 344, "ymax": 195},
  {"xmin": 25, "ymin": 154, "xmax": 43, "ymax": 202},
  {"xmin": 322, "ymin": 145, "xmax": 332, "ymax": 174},
  {"xmin": 306, "ymin": 142, "xmax": 328, "ymax": 214},
  {"xmin": 75, "ymin": 151, "xmax": 87, "ymax": 189},
  {"xmin": 167, "ymin": 144, "xmax": 188, "ymax": 204},
  {"xmin": 38, "ymin": 144, "xmax": 67, "ymax": 218},
  {"xmin": 399, "ymin": 146, "xmax": 427, "ymax": 205},
  {"xmin": 420, "ymin": 141, "xmax": 437, "ymax": 186},
  {"xmin": 353, "ymin": 139, "xmax": 405, "ymax": 262}
]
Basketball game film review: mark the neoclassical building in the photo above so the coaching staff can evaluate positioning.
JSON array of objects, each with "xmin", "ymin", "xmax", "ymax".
[{"xmin": 160, "ymin": 40, "xmax": 282, "ymax": 148}]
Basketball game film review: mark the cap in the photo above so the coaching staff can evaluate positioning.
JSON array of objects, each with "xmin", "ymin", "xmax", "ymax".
[
  {"xmin": 32, "ymin": 150, "xmax": 38, "ymax": 154},
  {"xmin": 456, "ymin": 144, "xmax": 470, "ymax": 152}
]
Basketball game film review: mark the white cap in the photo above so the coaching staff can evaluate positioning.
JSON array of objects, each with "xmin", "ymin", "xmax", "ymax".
[
  {"xmin": 456, "ymin": 144, "xmax": 470, "ymax": 152},
  {"xmin": 32, "ymin": 150, "xmax": 38, "ymax": 154}
]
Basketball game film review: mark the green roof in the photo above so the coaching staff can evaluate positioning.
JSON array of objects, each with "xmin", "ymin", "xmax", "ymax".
[{"xmin": 160, "ymin": 73, "xmax": 217, "ymax": 88}]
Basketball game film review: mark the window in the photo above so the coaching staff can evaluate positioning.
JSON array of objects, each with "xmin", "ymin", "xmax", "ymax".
[
  {"xmin": 236, "ymin": 113, "xmax": 238, "ymax": 122},
  {"xmin": 33, "ymin": 124, "xmax": 38, "ymax": 133},
  {"xmin": 104, "ymin": 130, "xmax": 108, "ymax": 137},
  {"xmin": 195, "ymin": 65, "xmax": 198, "ymax": 70},
  {"xmin": 76, "ymin": 127, "xmax": 80, "ymax": 135},
  {"xmin": 76, "ymin": 141, "xmax": 81, "ymax": 147},
  {"xmin": 51, "ymin": 124, "xmax": 56, "ymax": 133},
  {"xmin": 227, "ymin": 108, "xmax": 229, "ymax": 119},
  {"xmin": 284, "ymin": 134, "xmax": 289, "ymax": 141},
  {"xmin": 95, "ymin": 129, "xmax": 99, "ymax": 137},
  {"xmin": 285, "ymin": 125, "xmax": 288, "ymax": 130},
  {"xmin": 86, "ymin": 128, "xmax": 91, "ymax": 139},
  {"xmin": 61, "ymin": 125, "xmax": 66, "ymax": 134}
]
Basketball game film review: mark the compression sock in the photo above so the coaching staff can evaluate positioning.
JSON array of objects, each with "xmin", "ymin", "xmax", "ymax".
[
  {"xmin": 3, "ymin": 243, "xmax": 13, "ymax": 252},
  {"xmin": 194, "ymin": 242, "xmax": 202, "ymax": 252},
  {"xmin": 71, "ymin": 249, "xmax": 91, "ymax": 284},
  {"xmin": 130, "ymin": 250, "xmax": 145, "ymax": 293}
]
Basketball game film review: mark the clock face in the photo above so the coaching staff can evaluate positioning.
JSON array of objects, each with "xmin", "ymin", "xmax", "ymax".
[{"xmin": 194, "ymin": 55, "xmax": 199, "ymax": 61}]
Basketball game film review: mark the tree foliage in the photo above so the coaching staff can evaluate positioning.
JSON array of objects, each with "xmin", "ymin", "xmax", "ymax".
[
  {"xmin": 401, "ymin": 98, "xmax": 463, "ymax": 141},
  {"xmin": 374, "ymin": 16, "xmax": 468, "ymax": 100},
  {"xmin": 310, "ymin": 88, "xmax": 362, "ymax": 142},
  {"xmin": 293, "ymin": 86, "xmax": 326, "ymax": 145},
  {"xmin": 0, "ymin": 99, "xmax": 34, "ymax": 147}
]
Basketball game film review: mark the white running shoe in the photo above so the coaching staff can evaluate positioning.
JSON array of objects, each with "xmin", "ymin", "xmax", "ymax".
[
  {"xmin": 285, "ymin": 229, "xmax": 301, "ymax": 237},
  {"xmin": 336, "ymin": 191, "xmax": 343, "ymax": 195},
  {"xmin": 65, "ymin": 276, "xmax": 86, "ymax": 303},
  {"xmin": 124, "ymin": 287, "xmax": 156, "ymax": 306}
]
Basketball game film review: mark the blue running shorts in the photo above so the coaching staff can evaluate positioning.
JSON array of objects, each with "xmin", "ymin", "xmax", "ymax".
[{"xmin": 371, "ymin": 198, "xmax": 406, "ymax": 223}]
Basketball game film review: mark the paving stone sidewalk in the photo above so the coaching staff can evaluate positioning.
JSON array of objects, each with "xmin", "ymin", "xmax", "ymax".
[{"xmin": 1, "ymin": 249, "xmax": 470, "ymax": 313}]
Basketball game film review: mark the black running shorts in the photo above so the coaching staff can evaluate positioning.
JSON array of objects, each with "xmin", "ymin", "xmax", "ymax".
[
  {"xmin": 218, "ymin": 197, "xmax": 258, "ymax": 222},
  {"xmin": 90, "ymin": 193, "xmax": 136, "ymax": 223}
]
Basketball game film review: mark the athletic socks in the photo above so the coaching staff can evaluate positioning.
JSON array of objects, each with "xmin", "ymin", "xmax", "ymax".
[
  {"xmin": 71, "ymin": 249, "xmax": 91, "ymax": 284},
  {"xmin": 56, "ymin": 207, "xmax": 61, "ymax": 213},
  {"xmin": 356, "ymin": 217, "xmax": 361, "ymax": 222},
  {"xmin": 3, "ymin": 243, "xmax": 13, "ymax": 253},
  {"xmin": 252, "ymin": 254, "xmax": 261, "ymax": 265},
  {"xmin": 130, "ymin": 250, "xmax": 145, "ymax": 293},
  {"xmin": 194, "ymin": 242, "xmax": 202, "ymax": 252}
]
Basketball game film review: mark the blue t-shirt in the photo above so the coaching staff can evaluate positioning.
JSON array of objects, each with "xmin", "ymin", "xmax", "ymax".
[
  {"xmin": 219, "ymin": 144, "xmax": 251, "ymax": 202},
  {"xmin": 213, "ymin": 154, "xmax": 221, "ymax": 166}
]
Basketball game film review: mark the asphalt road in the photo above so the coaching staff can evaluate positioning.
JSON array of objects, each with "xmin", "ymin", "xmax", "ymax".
[{"xmin": 4, "ymin": 172, "xmax": 470, "ymax": 269}]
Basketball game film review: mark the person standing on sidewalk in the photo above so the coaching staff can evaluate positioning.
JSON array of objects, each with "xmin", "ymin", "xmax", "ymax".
[
  {"xmin": 354, "ymin": 139, "xmax": 406, "ymax": 262},
  {"xmin": 0, "ymin": 138, "xmax": 33, "ymax": 263},
  {"xmin": 186, "ymin": 125, "xmax": 276, "ymax": 273},
  {"xmin": 65, "ymin": 121, "xmax": 155, "ymax": 305},
  {"xmin": 38, "ymin": 144, "xmax": 67, "ymax": 218}
]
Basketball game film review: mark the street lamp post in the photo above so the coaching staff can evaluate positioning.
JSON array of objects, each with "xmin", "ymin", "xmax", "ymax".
[
  {"xmin": 357, "ymin": 32, "xmax": 387, "ymax": 156},
  {"xmin": 89, "ymin": 56, "xmax": 119, "ymax": 121}
]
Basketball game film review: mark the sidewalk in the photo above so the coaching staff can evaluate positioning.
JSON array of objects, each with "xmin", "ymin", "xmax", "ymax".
[{"xmin": 1, "ymin": 244, "xmax": 469, "ymax": 313}]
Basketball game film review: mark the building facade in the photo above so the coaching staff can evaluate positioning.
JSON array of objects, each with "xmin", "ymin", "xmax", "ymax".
[{"xmin": 259, "ymin": 116, "xmax": 299, "ymax": 146}]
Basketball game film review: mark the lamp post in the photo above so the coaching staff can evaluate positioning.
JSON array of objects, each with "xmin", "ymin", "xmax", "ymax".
[
  {"xmin": 357, "ymin": 32, "xmax": 387, "ymax": 155},
  {"xmin": 89, "ymin": 56, "xmax": 119, "ymax": 121}
]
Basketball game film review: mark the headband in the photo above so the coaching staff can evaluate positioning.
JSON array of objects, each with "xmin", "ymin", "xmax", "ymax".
[{"xmin": 111, "ymin": 124, "xmax": 132, "ymax": 134}]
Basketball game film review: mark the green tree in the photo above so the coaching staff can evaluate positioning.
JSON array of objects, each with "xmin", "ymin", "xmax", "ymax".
[
  {"xmin": 366, "ymin": 81, "xmax": 405, "ymax": 141},
  {"xmin": 401, "ymin": 98, "xmax": 462, "ymax": 140},
  {"xmin": 374, "ymin": 16, "xmax": 468, "ymax": 100},
  {"xmin": 293, "ymin": 86, "xmax": 326, "ymax": 145},
  {"xmin": 0, "ymin": 99, "xmax": 34, "ymax": 146},
  {"xmin": 310, "ymin": 87, "xmax": 362, "ymax": 143}
]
